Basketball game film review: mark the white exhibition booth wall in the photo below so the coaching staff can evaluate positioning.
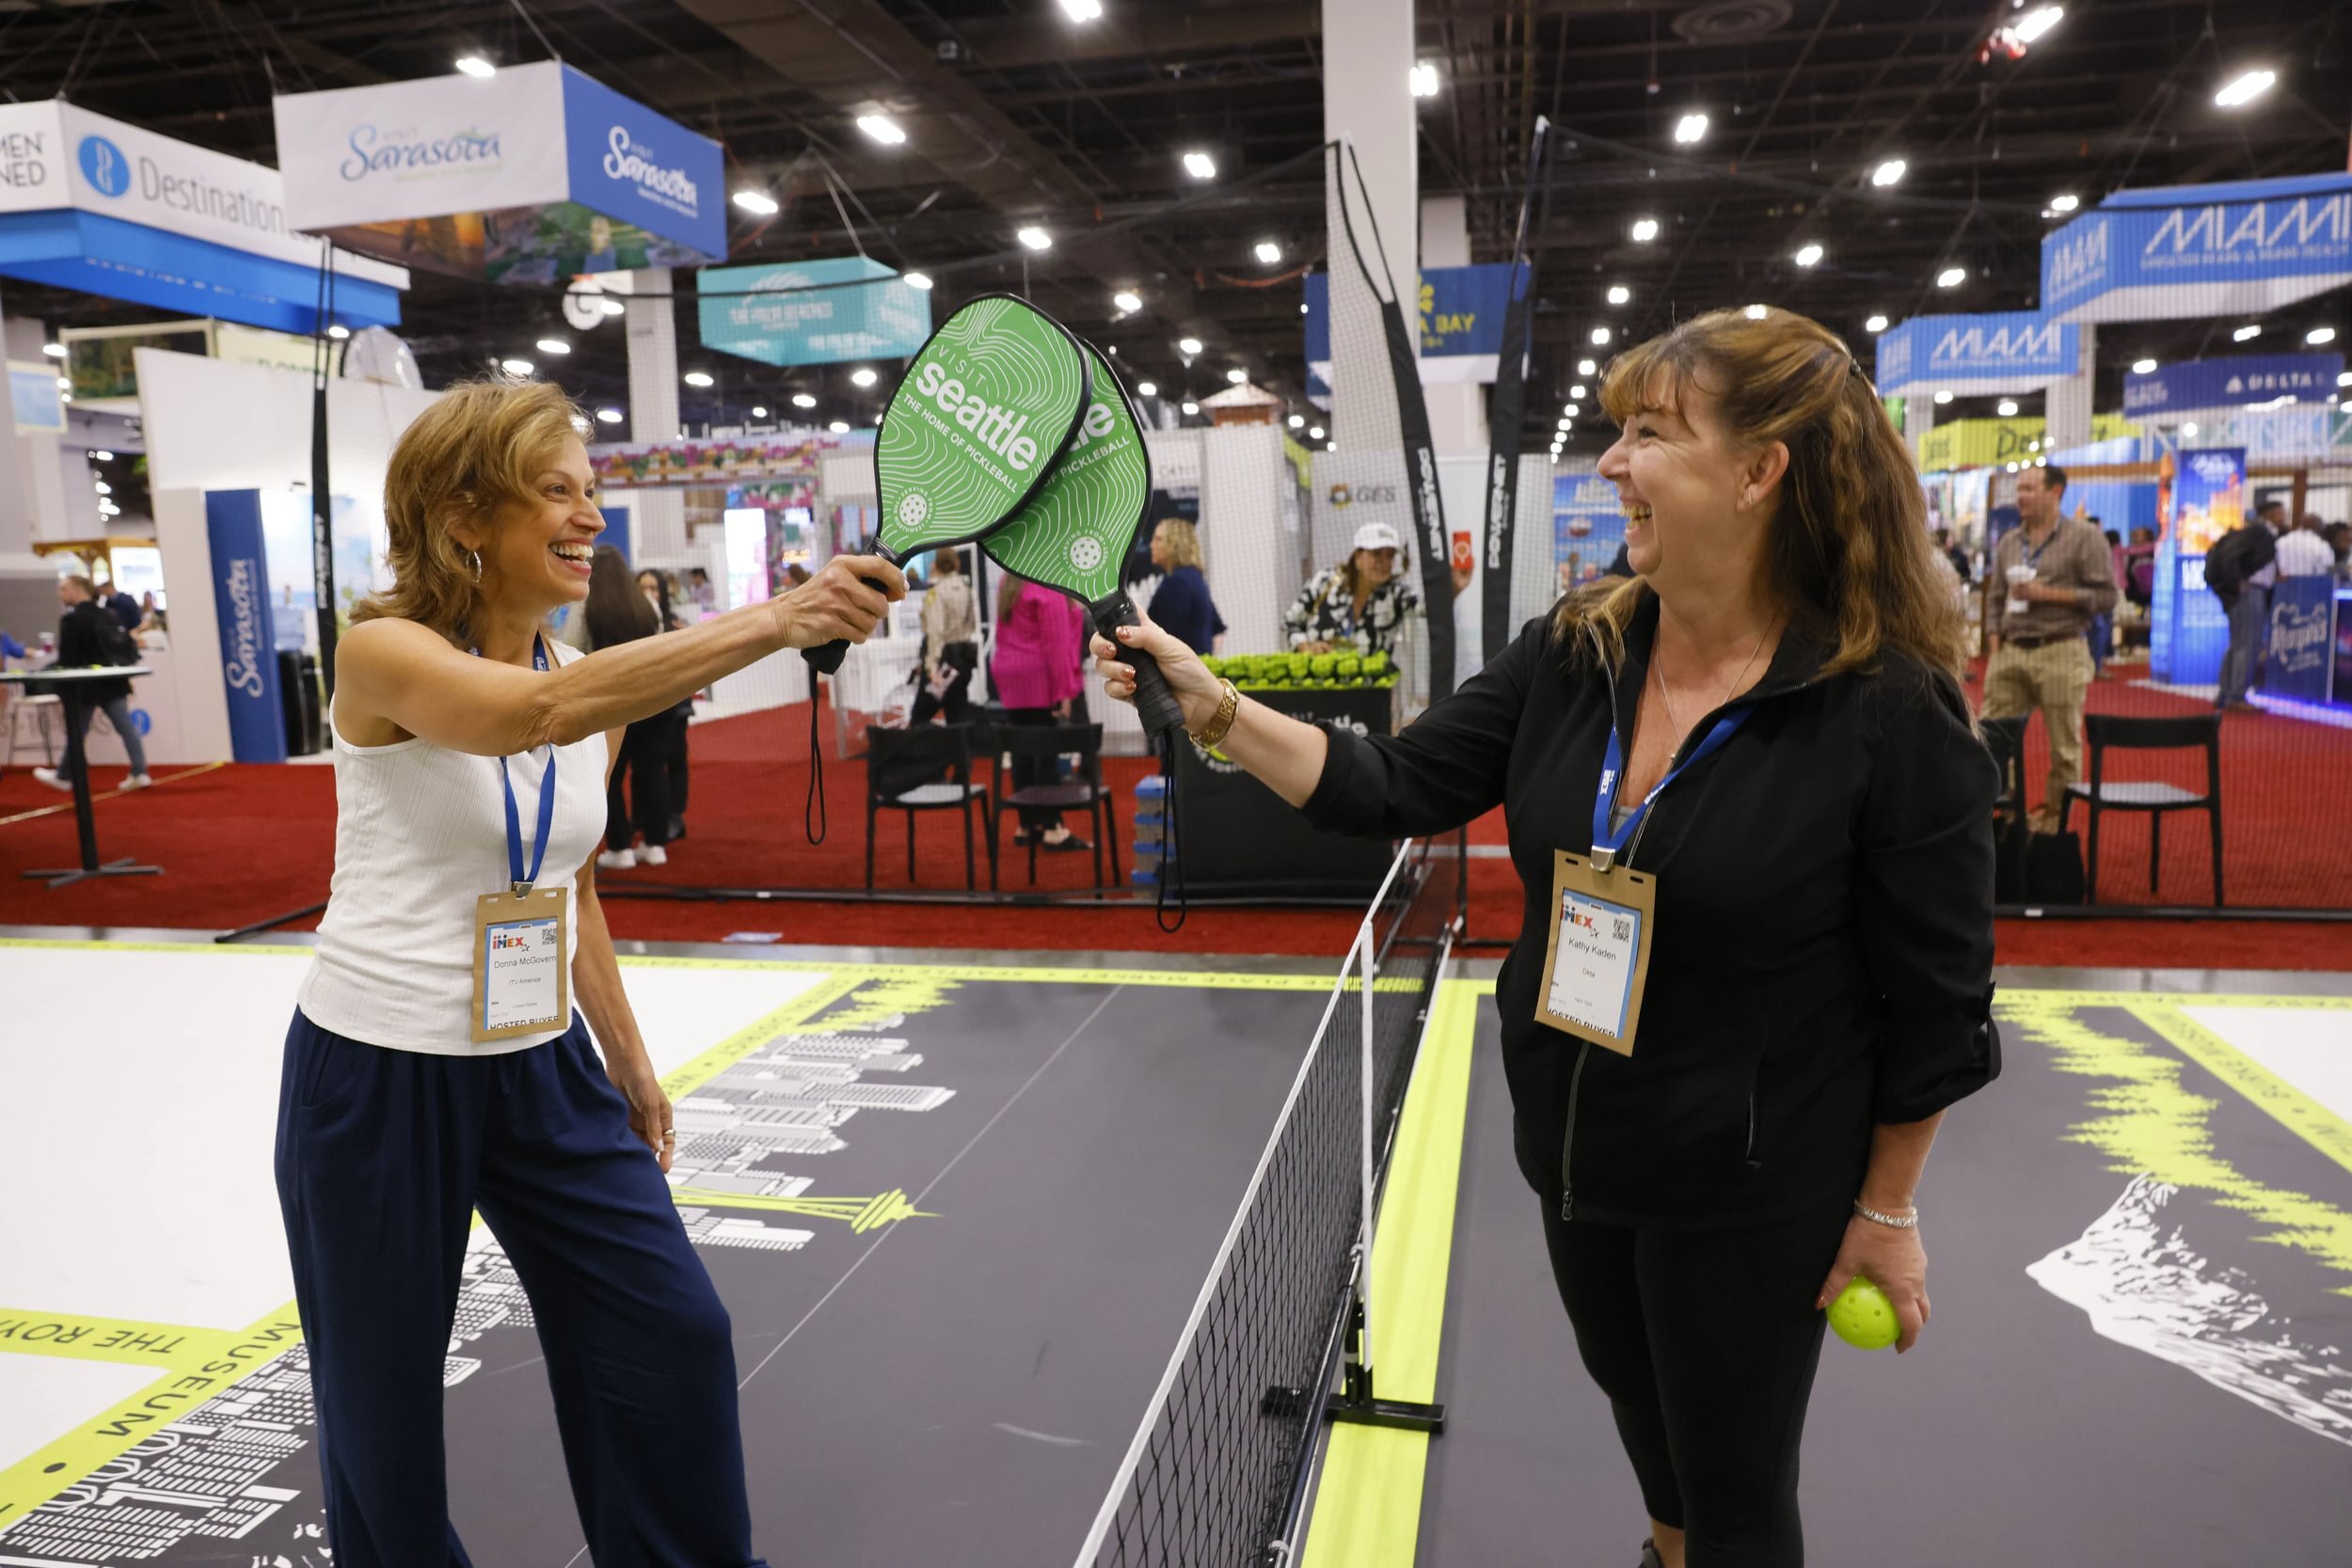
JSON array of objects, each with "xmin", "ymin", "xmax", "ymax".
[{"xmin": 131, "ymin": 348, "xmax": 437, "ymax": 765}]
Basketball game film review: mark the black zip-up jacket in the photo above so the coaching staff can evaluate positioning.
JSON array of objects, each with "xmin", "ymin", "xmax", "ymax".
[{"xmin": 1304, "ymin": 592, "xmax": 2001, "ymax": 1229}]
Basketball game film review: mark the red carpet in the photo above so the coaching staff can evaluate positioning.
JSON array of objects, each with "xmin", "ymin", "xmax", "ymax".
[{"xmin": 5, "ymin": 689, "xmax": 2349, "ymax": 971}]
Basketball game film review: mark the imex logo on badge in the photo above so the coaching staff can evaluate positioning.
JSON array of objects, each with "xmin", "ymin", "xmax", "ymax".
[
  {"xmin": 1563, "ymin": 902, "xmax": 1599, "ymax": 935},
  {"xmin": 490, "ymin": 928, "xmax": 536, "ymax": 952}
]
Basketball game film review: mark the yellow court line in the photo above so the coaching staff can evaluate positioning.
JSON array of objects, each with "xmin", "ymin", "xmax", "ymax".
[
  {"xmin": 0, "ymin": 760, "xmax": 227, "ymax": 828},
  {"xmin": 0, "ymin": 937, "xmax": 1336, "ymax": 992},
  {"xmin": 0, "ymin": 1309, "xmax": 237, "ymax": 1369},
  {"xmin": 2128, "ymin": 1001, "xmax": 2352, "ymax": 1180},
  {"xmin": 1300, "ymin": 976, "xmax": 1487, "ymax": 1568}
]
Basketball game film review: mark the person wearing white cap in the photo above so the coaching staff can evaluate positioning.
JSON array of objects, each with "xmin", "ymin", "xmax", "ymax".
[{"xmin": 1284, "ymin": 519, "xmax": 1422, "ymax": 656}]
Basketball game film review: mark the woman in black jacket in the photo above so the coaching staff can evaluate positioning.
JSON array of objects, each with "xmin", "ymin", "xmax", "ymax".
[
  {"xmin": 1094, "ymin": 307, "xmax": 1997, "ymax": 1568},
  {"xmin": 583, "ymin": 547, "xmax": 674, "ymax": 868}
]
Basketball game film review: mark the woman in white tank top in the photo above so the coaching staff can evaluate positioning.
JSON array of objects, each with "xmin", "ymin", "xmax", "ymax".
[{"xmin": 274, "ymin": 377, "xmax": 905, "ymax": 1566}]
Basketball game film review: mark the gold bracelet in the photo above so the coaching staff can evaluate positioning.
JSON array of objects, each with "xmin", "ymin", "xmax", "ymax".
[{"xmin": 1190, "ymin": 679, "xmax": 1241, "ymax": 749}]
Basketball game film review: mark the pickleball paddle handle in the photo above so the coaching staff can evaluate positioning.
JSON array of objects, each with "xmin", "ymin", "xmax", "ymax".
[
  {"xmin": 800, "ymin": 575, "xmax": 894, "ymax": 675},
  {"xmin": 1095, "ymin": 594, "xmax": 1187, "ymax": 741}
]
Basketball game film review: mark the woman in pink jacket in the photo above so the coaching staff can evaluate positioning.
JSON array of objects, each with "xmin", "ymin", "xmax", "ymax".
[{"xmin": 992, "ymin": 573, "xmax": 1089, "ymax": 850}]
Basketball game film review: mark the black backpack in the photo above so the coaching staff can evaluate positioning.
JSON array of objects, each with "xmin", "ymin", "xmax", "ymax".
[{"xmin": 83, "ymin": 606, "xmax": 139, "ymax": 667}]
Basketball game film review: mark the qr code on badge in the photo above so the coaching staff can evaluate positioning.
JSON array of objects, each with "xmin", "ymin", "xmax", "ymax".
[{"xmin": 1611, "ymin": 917, "xmax": 1631, "ymax": 942}]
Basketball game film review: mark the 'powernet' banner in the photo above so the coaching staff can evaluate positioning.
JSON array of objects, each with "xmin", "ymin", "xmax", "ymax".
[
  {"xmin": 273, "ymin": 64, "xmax": 724, "ymax": 284},
  {"xmin": 2042, "ymin": 173, "xmax": 2352, "ymax": 325}
]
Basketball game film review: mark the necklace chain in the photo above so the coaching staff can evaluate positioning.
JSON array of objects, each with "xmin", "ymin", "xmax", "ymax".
[{"xmin": 1653, "ymin": 619, "xmax": 1776, "ymax": 744}]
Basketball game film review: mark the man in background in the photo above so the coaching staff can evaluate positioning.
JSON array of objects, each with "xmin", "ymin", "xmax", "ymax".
[
  {"xmin": 2278, "ymin": 512, "xmax": 2338, "ymax": 578},
  {"xmin": 31, "ymin": 575, "xmax": 150, "ymax": 793},
  {"xmin": 92, "ymin": 575, "xmax": 139, "ymax": 630},
  {"xmin": 1982, "ymin": 464, "xmax": 2118, "ymax": 829},
  {"xmin": 2207, "ymin": 499, "xmax": 2285, "ymax": 714}
]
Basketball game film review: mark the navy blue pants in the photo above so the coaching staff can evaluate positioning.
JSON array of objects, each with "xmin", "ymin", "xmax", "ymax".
[{"xmin": 274, "ymin": 1009, "xmax": 770, "ymax": 1567}]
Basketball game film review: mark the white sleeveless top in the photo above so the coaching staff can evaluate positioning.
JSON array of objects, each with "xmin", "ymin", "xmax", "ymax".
[{"xmin": 297, "ymin": 639, "xmax": 611, "ymax": 1053}]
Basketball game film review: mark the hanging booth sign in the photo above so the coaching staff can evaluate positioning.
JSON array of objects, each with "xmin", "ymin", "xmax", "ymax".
[
  {"xmin": 2122, "ymin": 351, "xmax": 2344, "ymax": 420},
  {"xmin": 1875, "ymin": 311, "xmax": 2079, "ymax": 397},
  {"xmin": 1917, "ymin": 412, "xmax": 2137, "ymax": 472},
  {"xmin": 2042, "ymin": 172, "xmax": 2352, "ymax": 325},
  {"xmin": 8, "ymin": 360, "xmax": 65, "ymax": 434},
  {"xmin": 590, "ymin": 430, "xmax": 864, "ymax": 489},
  {"xmin": 1305, "ymin": 262, "xmax": 1525, "ymax": 390},
  {"xmin": 699, "ymin": 256, "xmax": 930, "ymax": 367},
  {"xmin": 0, "ymin": 101, "xmax": 405, "ymax": 334},
  {"xmin": 272, "ymin": 64, "xmax": 725, "ymax": 285}
]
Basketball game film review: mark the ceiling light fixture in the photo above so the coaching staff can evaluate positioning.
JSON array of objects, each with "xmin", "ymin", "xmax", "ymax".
[
  {"xmin": 1016, "ymin": 226, "xmax": 1053, "ymax": 251},
  {"xmin": 1865, "ymin": 314, "xmax": 1889, "ymax": 333},
  {"xmin": 1222, "ymin": 368, "xmax": 1245, "ymax": 385},
  {"xmin": 2016, "ymin": 6, "xmax": 2064, "ymax": 43},
  {"xmin": 1567, "ymin": 386, "xmax": 1586, "ymax": 400},
  {"xmin": 454, "ymin": 55, "xmax": 495, "ymax": 79},
  {"xmin": 1059, "ymin": 0, "xmax": 1103, "ymax": 21},
  {"xmin": 1606, "ymin": 285, "xmax": 1630, "ymax": 305},
  {"xmin": 1794, "ymin": 243, "xmax": 1823, "ymax": 267},
  {"xmin": 1287, "ymin": 414, "xmax": 1304, "ymax": 428},
  {"xmin": 1182, "ymin": 150, "xmax": 1216, "ymax": 181},
  {"xmin": 731, "ymin": 190, "xmax": 780, "ymax": 216},
  {"xmin": 1138, "ymin": 382, "xmax": 1159, "ymax": 398},
  {"xmin": 1870, "ymin": 159, "xmax": 1906, "ymax": 187},
  {"xmin": 1308, "ymin": 425, "xmax": 1325, "ymax": 439},
  {"xmin": 1178, "ymin": 336, "xmax": 1203, "ymax": 356},
  {"xmin": 1744, "ymin": 304, "xmax": 1769, "ymax": 320},
  {"xmin": 1674, "ymin": 112, "xmax": 1708, "ymax": 145},
  {"xmin": 2050, "ymin": 193, "xmax": 2080, "ymax": 213},
  {"xmin": 1113, "ymin": 290, "xmax": 1142, "ymax": 313},
  {"xmin": 855, "ymin": 114, "xmax": 907, "ymax": 146},
  {"xmin": 2133, "ymin": 357, "xmax": 2158, "ymax": 374},
  {"xmin": 596, "ymin": 407, "xmax": 625, "ymax": 425},
  {"xmin": 41, "ymin": 342, "xmax": 65, "ymax": 358},
  {"xmin": 326, "ymin": 325, "xmax": 351, "ymax": 340},
  {"xmin": 1630, "ymin": 217, "xmax": 1660, "ymax": 243},
  {"xmin": 1937, "ymin": 265, "xmax": 1967, "ymax": 288},
  {"xmin": 1183, "ymin": 401, "xmax": 1201, "ymax": 417},
  {"xmin": 850, "ymin": 367, "xmax": 878, "ymax": 387},
  {"xmin": 792, "ymin": 393, "xmax": 818, "ymax": 409},
  {"xmin": 1578, "ymin": 357, "xmax": 1597, "ymax": 376},
  {"xmin": 501, "ymin": 358, "xmax": 534, "ymax": 376},
  {"xmin": 2215, "ymin": 69, "xmax": 2277, "ymax": 108},
  {"xmin": 683, "ymin": 371, "xmax": 714, "ymax": 388},
  {"xmin": 828, "ymin": 420, "xmax": 850, "ymax": 434},
  {"xmin": 2233, "ymin": 324, "xmax": 2262, "ymax": 342},
  {"xmin": 2182, "ymin": 421, "xmax": 2200, "ymax": 436},
  {"xmin": 1933, "ymin": 389, "xmax": 1954, "ymax": 404},
  {"xmin": 1409, "ymin": 62, "xmax": 1440, "ymax": 98},
  {"xmin": 2309, "ymin": 326, "xmax": 2337, "ymax": 345},
  {"xmin": 1254, "ymin": 240, "xmax": 1282, "ymax": 264},
  {"xmin": 90, "ymin": 451, "xmax": 113, "ymax": 462},
  {"xmin": 1590, "ymin": 326, "xmax": 1613, "ymax": 345},
  {"xmin": 1564, "ymin": 403, "xmax": 1580, "ymax": 417},
  {"xmin": 535, "ymin": 339, "xmax": 570, "ymax": 355},
  {"xmin": 1996, "ymin": 399, "xmax": 2019, "ymax": 417},
  {"xmin": 598, "ymin": 297, "xmax": 628, "ymax": 316},
  {"xmin": 901, "ymin": 271, "xmax": 933, "ymax": 291},
  {"xmin": 752, "ymin": 405, "xmax": 769, "ymax": 419}
]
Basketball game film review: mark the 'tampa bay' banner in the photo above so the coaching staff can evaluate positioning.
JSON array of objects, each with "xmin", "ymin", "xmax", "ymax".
[
  {"xmin": 2042, "ymin": 172, "xmax": 2352, "ymax": 325},
  {"xmin": 699, "ymin": 256, "xmax": 930, "ymax": 368},
  {"xmin": 1306, "ymin": 261, "xmax": 1526, "ymax": 390},
  {"xmin": 272, "ymin": 64, "xmax": 724, "ymax": 285},
  {"xmin": 2122, "ymin": 351, "xmax": 2344, "ymax": 421},
  {"xmin": 0, "ymin": 101, "xmax": 406, "ymax": 333},
  {"xmin": 1874, "ymin": 311, "xmax": 2079, "ymax": 398}
]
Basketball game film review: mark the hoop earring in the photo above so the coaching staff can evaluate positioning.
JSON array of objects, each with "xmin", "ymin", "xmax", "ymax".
[{"xmin": 469, "ymin": 549, "xmax": 483, "ymax": 582}]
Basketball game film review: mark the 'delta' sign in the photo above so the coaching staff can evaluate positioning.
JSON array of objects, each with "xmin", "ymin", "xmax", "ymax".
[
  {"xmin": 271, "ymin": 64, "xmax": 724, "ymax": 285},
  {"xmin": 0, "ymin": 101, "xmax": 405, "ymax": 334}
]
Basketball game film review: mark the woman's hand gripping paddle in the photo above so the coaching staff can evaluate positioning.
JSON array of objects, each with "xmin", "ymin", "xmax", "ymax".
[
  {"xmin": 800, "ymin": 294, "xmax": 1090, "ymax": 840},
  {"xmin": 977, "ymin": 340, "xmax": 1184, "ymax": 743},
  {"xmin": 980, "ymin": 339, "xmax": 1191, "ymax": 928}
]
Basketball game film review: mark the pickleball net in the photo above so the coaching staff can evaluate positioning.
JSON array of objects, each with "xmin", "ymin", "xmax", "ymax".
[{"xmin": 1071, "ymin": 837, "xmax": 1454, "ymax": 1568}]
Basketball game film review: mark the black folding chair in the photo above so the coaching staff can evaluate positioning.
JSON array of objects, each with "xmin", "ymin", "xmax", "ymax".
[
  {"xmin": 2058, "ymin": 712, "xmax": 2224, "ymax": 907},
  {"xmin": 865, "ymin": 724, "xmax": 992, "ymax": 891},
  {"xmin": 990, "ymin": 721, "xmax": 1121, "ymax": 891}
]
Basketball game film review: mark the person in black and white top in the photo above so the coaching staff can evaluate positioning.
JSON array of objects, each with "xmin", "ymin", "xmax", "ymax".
[
  {"xmin": 1284, "ymin": 520, "xmax": 1422, "ymax": 656},
  {"xmin": 278, "ymin": 376, "xmax": 903, "ymax": 1566}
]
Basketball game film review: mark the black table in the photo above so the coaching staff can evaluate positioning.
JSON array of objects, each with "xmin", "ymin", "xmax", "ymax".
[
  {"xmin": 1172, "ymin": 685, "xmax": 1397, "ymax": 898},
  {"xmin": 1, "ymin": 666, "xmax": 163, "ymax": 888}
]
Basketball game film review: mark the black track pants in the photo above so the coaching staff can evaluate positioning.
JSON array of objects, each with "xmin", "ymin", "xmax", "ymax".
[{"xmin": 1540, "ymin": 1197, "xmax": 1851, "ymax": 1567}]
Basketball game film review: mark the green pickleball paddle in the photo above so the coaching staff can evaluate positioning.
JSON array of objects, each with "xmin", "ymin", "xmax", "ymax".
[
  {"xmin": 978, "ymin": 339, "xmax": 1185, "ymax": 741},
  {"xmin": 803, "ymin": 293, "xmax": 1091, "ymax": 675}
]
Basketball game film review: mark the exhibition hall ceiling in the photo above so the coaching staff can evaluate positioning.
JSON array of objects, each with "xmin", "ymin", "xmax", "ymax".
[{"xmin": 2, "ymin": 0, "xmax": 2346, "ymax": 452}]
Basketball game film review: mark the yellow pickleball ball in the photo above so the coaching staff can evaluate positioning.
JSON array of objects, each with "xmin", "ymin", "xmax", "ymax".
[{"xmin": 1827, "ymin": 1275, "xmax": 1899, "ymax": 1350}]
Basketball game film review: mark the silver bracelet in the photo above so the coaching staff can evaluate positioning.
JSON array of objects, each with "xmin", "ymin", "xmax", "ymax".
[{"xmin": 1853, "ymin": 1199, "xmax": 1919, "ymax": 1229}]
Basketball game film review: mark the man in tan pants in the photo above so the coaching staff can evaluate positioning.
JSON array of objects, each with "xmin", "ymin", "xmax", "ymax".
[{"xmin": 1982, "ymin": 464, "xmax": 2119, "ymax": 829}]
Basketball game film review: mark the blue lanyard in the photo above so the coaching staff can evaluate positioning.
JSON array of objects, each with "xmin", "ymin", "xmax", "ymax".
[
  {"xmin": 477, "ymin": 635, "xmax": 557, "ymax": 895},
  {"xmin": 1591, "ymin": 704, "xmax": 1751, "ymax": 870}
]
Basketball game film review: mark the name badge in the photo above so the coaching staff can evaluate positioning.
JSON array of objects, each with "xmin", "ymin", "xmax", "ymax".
[
  {"xmin": 1534, "ymin": 849, "xmax": 1655, "ymax": 1055},
  {"xmin": 471, "ymin": 887, "xmax": 570, "ymax": 1043}
]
